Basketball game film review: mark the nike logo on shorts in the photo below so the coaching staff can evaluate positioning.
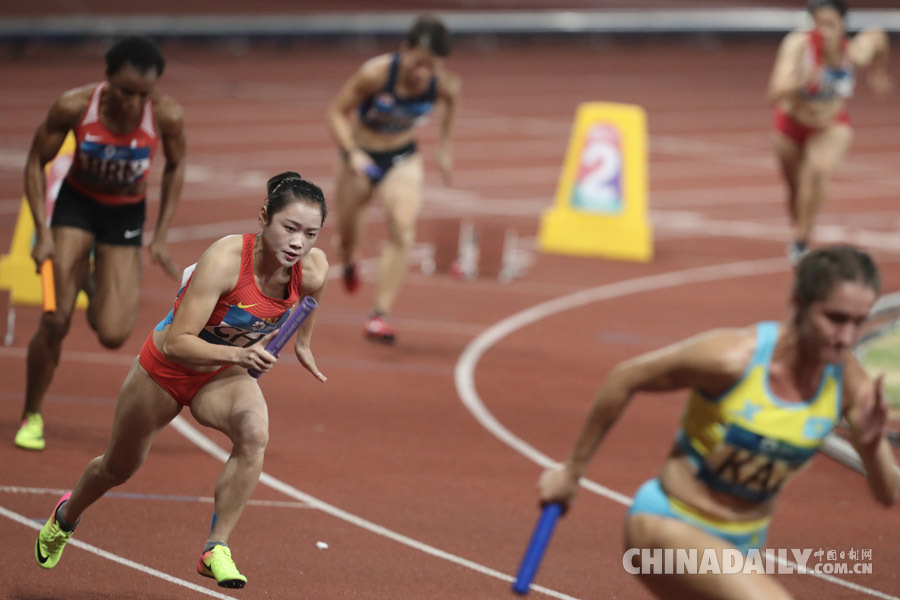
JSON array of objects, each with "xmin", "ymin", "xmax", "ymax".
[
  {"xmin": 84, "ymin": 133, "xmax": 103, "ymax": 142},
  {"xmin": 124, "ymin": 229, "xmax": 142, "ymax": 240},
  {"xmin": 237, "ymin": 301, "xmax": 259, "ymax": 309},
  {"xmin": 391, "ymin": 151, "xmax": 415, "ymax": 165}
]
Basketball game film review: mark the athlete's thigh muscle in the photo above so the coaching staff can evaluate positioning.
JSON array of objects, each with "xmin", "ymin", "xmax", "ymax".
[
  {"xmin": 379, "ymin": 155, "xmax": 425, "ymax": 225},
  {"xmin": 92, "ymin": 243, "xmax": 143, "ymax": 323},
  {"xmin": 624, "ymin": 514, "xmax": 792, "ymax": 600},
  {"xmin": 806, "ymin": 123, "xmax": 853, "ymax": 173},
  {"xmin": 334, "ymin": 154, "xmax": 374, "ymax": 211},
  {"xmin": 51, "ymin": 226, "xmax": 95, "ymax": 316},
  {"xmin": 190, "ymin": 367, "xmax": 269, "ymax": 439},
  {"xmin": 103, "ymin": 360, "xmax": 183, "ymax": 474}
]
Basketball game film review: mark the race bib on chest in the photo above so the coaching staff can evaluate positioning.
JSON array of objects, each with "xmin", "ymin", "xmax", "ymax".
[
  {"xmin": 78, "ymin": 140, "xmax": 152, "ymax": 185},
  {"xmin": 698, "ymin": 425, "xmax": 816, "ymax": 503},
  {"xmin": 199, "ymin": 304, "xmax": 289, "ymax": 348}
]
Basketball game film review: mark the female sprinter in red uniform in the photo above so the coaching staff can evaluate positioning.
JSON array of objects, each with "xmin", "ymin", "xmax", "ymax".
[
  {"xmin": 538, "ymin": 246, "xmax": 898, "ymax": 598},
  {"xmin": 16, "ymin": 36, "xmax": 187, "ymax": 450},
  {"xmin": 768, "ymin": 0, "xmax": 891, "ymax": 263},
  {"xmin": 33, "ymin": 172, "xmax": 329, "ymax": 589},
  {"xmin": 327, "ymin": 14, "xmax": 461, "ymax": 343}
]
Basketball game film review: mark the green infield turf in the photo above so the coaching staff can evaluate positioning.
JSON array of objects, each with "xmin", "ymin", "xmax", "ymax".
[{"xmin": 859, "ymin": 326, "xmax": 900, "ymax": 410}]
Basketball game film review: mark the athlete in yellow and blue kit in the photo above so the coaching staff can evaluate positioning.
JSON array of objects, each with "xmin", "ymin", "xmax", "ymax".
[{"xmin": 539, "ymin": 245, "xmax": 899, "ymax": 599}]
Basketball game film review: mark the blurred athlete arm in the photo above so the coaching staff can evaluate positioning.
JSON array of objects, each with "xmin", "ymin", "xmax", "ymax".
[
  {"xmin": 325, "ymin": 58, "xmax": 387, "ymax": 175},
  {"xmin": 293, "ymin": 248, "xmax": 329, "ymax": 383},
  {"xmin": 150, "ymin": 96, "xmax": 187, "ymax": 280},
  {"xmin": 849, "ymin": 28, "xmax": 892, "ymax": 97},
  {"xmin": 161, "ymin": 235, "xmax": 275, "ymax": 373},
  {"xmin": 842, "ymin": 356, "xmax": 900, "ymax": 506},
  {"xmin": 767, "ymin": 31, "xmax": 812, "ymax": 105},
  {"xmin": 24, "ymin": 88, "xmax": 88, "ymax": 268},
  {"xmin": 436, "ymin": 70, "xmax": 461, "ymax": 186},
  {"xmin": 538, "ymin": 328, "xmax": 754, "ymax": 509}
]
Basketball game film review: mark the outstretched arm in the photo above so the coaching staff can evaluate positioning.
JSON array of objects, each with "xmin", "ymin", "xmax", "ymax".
[
  {"xmin": 843, "ymin": 357, "xmax": 900, "ymax": 506},
  {"xmin": 538, "ymin": 328, "xmax": 753, "ymax": 510},
  {"xmin": 293, "ymin": 248, "xmax": 329, "ymax": 382},
  {"xmin": 850, "ymin": 28, "xmax": 892, "ymax": 97}
]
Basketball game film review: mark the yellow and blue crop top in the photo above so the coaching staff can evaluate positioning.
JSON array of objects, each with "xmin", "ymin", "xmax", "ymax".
[{"xmin": 677, "ymin": 322, "xmax": 842, "ymax": 504}]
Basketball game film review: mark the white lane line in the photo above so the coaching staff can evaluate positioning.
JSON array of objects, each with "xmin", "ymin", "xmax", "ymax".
[
  {"xmin": 0, "ymin": 504, "xmax": 239, "ymax": 600},
  {"xmin": 455, "ymin": 257, "xmax": 786, "ymax": 506},
  {"xmin": 170, "ymin": 416, "xmax": 581, "ymax": 600},
  {"xmin": 0, "ymin": 401, "xmax": 577, "ymax": 598},
  {"xmin": 152, "ymin": 199, "xmax": 900, "ymax": 257},
  {"xmin": 453, "ymin": 256, "xmax": 900, "ymax": 600}
]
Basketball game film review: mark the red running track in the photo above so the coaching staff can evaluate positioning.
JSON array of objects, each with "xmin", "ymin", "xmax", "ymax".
[{"xmin": 1, "ymin": 38, "xmax": 900, "ymax": 599}]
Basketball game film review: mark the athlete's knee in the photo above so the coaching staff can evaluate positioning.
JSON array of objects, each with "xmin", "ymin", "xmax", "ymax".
[
  {"xmin": 806, "ymin": 162, "xmax": 833, "ymax": 182},
  {"xmin": 97, "ymin": 328, "xmax": 130, "ymax": 350},
  {"xmin": 387, "ymin": 222, "xmax": 417, "ymax": 250},
  {"xmin": 233, "ymin": 415, "xmax": 269, "ymax": 454},
  {"xmin": 39, "ymin": 311, "xmax": 72, "ymax": 342}
]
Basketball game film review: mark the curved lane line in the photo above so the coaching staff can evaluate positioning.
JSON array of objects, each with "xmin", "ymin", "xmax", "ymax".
[{"xmin": 170, "ymin": 416, "xmax": 580, "ymax": 600}]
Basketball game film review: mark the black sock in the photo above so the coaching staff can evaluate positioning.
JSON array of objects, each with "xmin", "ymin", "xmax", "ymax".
[
  {"xmin": 204, "ymin": 540, "xmax": 227, "ymax": 553},
  {"xmin": 55, "ymin": 501, "xmax": 77, "ymax": 533}
]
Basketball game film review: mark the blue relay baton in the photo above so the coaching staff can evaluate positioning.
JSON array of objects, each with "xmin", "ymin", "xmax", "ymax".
[
  {"xmin": 512, "ymin": 502, "xmax": 563, "ymax": 595},
  {"xmin": 364, "ymin": 164, "xmax": 384, "ymax": 182},
  {"xmin": 248, "ymin": 296, "xmax": 317, "ymax": 378}
]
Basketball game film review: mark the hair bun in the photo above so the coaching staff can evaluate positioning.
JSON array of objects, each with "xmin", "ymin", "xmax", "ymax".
[{"xmin": 266, "ymin": 171, "xmax": 303, "ymax": 196}]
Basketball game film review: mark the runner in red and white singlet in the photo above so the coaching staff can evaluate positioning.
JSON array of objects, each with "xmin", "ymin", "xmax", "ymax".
[
  {"xmin": 767, "ymin": 0, "xmax": 891, "ymax": 263},
  {"xmin": 16, "ymin": 36, "xmax": 187, "ymax": 452}
]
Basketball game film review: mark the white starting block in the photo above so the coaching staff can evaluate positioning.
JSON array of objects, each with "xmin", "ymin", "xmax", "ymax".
[{"xmin": 421, "ymin": 218, "xmax": 532, "ymax": 283}]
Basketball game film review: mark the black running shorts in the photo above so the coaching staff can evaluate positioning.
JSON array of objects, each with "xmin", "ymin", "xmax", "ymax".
[{"xmin": 50, "ymin": 179, "xmax": 146, "ymax": 246}]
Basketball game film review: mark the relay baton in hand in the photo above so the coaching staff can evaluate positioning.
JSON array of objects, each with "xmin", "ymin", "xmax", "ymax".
[
  {"xmin": 40, "ymin": 259, "xmax": 56, "ymax": 313},
  {"xmin": 364, "ymin": 164, "xmax": 384, "ymax": 181},
  {"xmin": 248, "ymin": 296, "xmax": 317, "ymax": 378},
  {"xmin": 512, "ymin": 503, "xmax": 563, "ymax": 595}
]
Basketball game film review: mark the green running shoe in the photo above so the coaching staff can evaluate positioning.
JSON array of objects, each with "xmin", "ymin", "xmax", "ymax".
[
  {"xmin": 15, "ymin": 413, "xmax": 45, "ymax": 450},
  {"xmin": 35, "ymin": 492, "xmax": 75, "ymax": 568},
  {"xmin": 197, "ymin": 545, "xmax": 247, "ymax": 588}
]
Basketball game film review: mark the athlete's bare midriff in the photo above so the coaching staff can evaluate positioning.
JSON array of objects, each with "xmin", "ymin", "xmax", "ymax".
[
  {"xmin": 352, "ymin": 118, "xmax": 417, "ymax": 153},
  {"xmin": 782, "ymin": 96, "xmax": 847, "ymax": 129},
  {"xmin": 658, "ymin": 448, "xmax": 779, "ymax": 523}
]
